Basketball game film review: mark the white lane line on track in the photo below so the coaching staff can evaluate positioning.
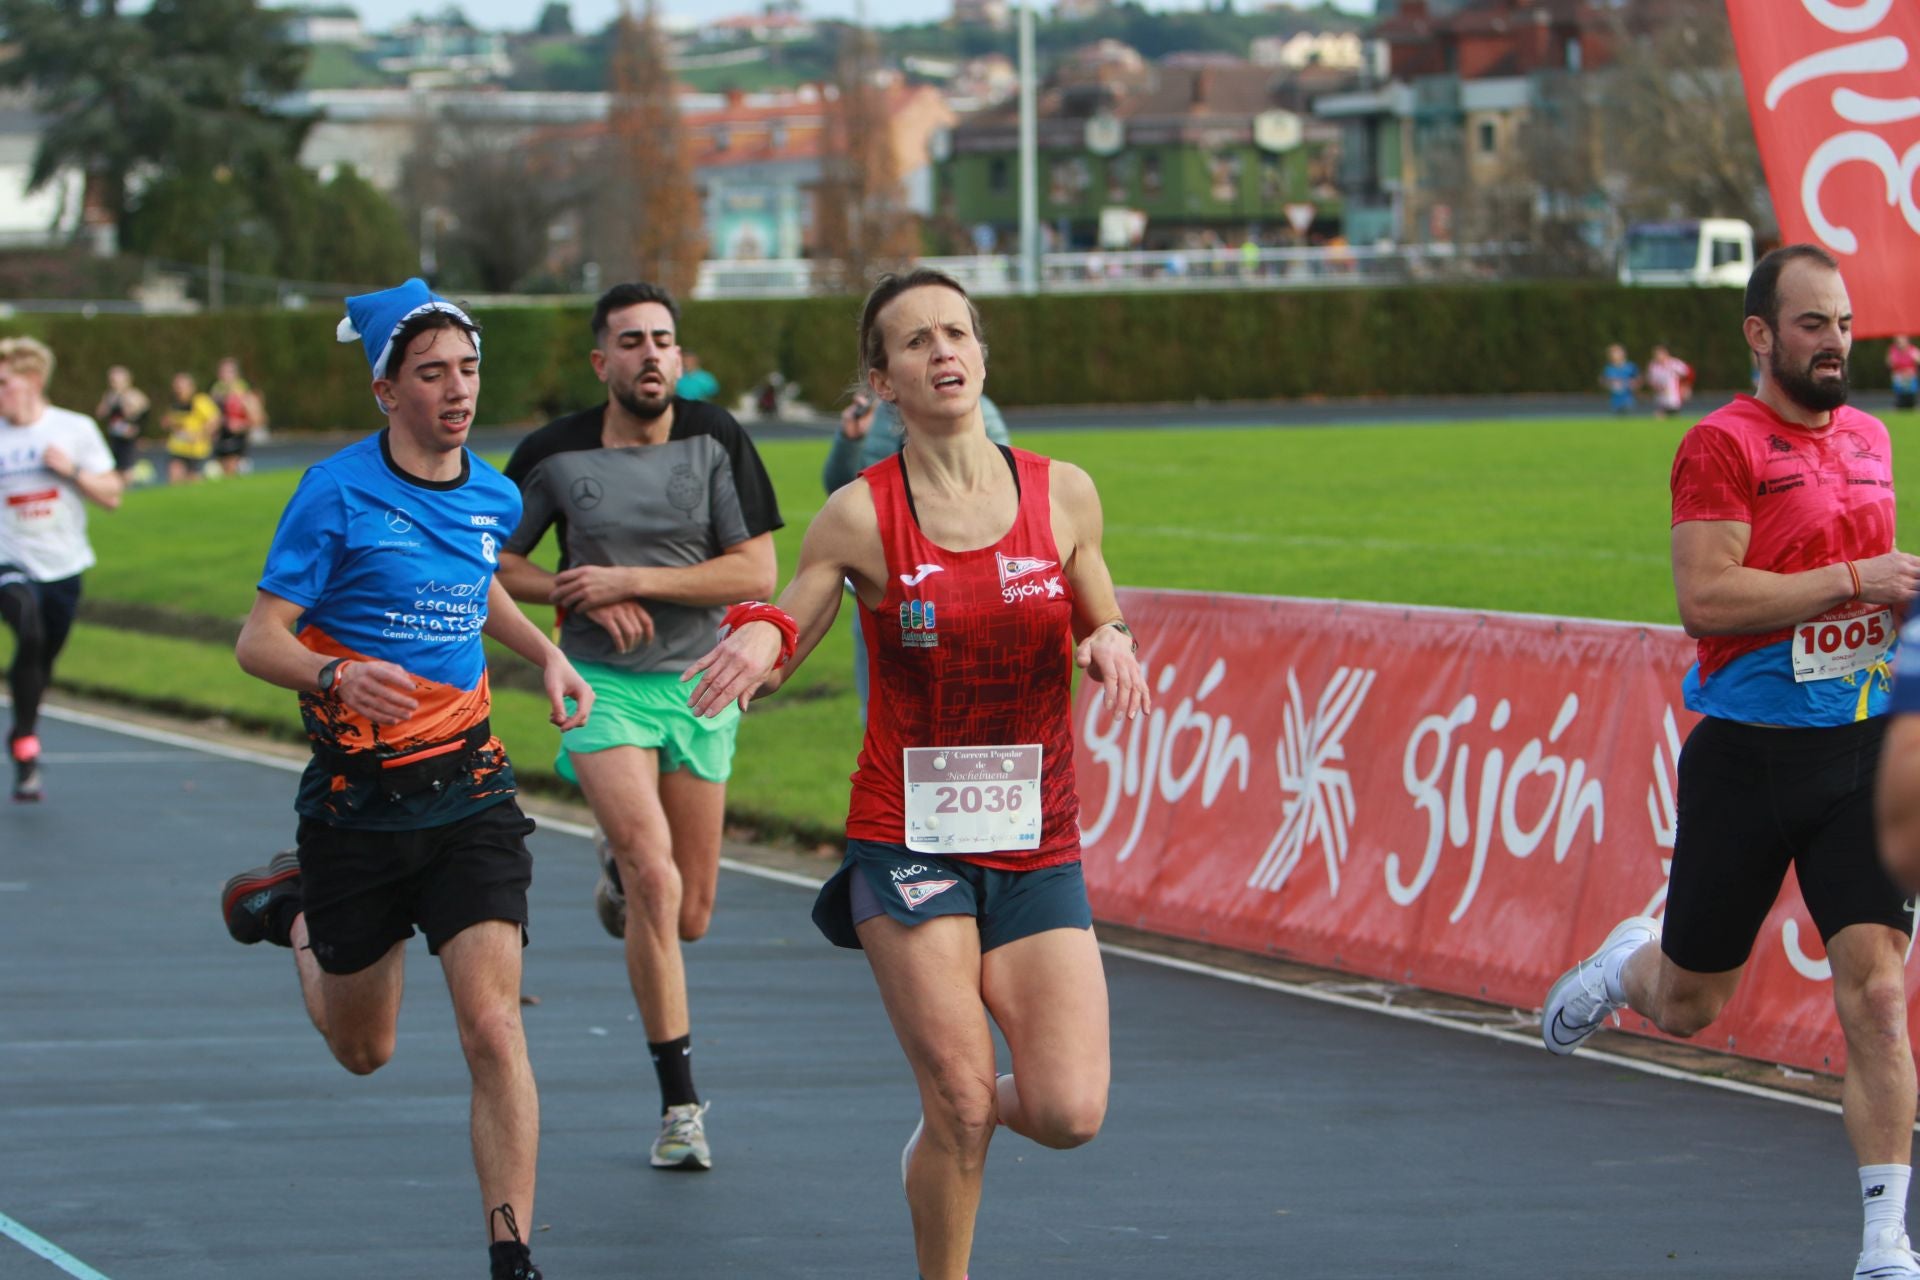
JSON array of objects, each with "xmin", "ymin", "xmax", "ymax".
[
  {"xmin": 39, "ymin": 701, "xmax": 1848, "ymax": 1121},
  {"xmin": 0, "ymin": 1209, "xmax": 114, "ymax": 1280}
]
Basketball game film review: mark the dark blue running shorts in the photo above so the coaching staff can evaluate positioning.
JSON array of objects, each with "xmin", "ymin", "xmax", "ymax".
[{"xmin": 812, "ymin": 839, "xmax": 1092, "ymax": 953}]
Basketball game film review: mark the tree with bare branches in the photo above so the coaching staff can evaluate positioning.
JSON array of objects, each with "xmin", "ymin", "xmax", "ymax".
[
  {"xmin": 605, "ymin": 0, "xmax": 705, "ymax": 298},
  {"xmin": 812, "ymin": 26, "xmax": 916, "ymax": 296}
]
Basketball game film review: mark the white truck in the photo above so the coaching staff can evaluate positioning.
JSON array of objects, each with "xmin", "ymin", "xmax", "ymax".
[{"xmin": 1618, "ymin": 218, "xmax": 1756, "ymax": 287}]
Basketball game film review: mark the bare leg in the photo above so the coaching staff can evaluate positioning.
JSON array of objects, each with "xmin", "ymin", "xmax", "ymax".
[
  {"xmin": 981, "ymin": 926, "xmax": 1110, "ymax": 1150},
  {"xmin": 658, "ymin": 768, "xmax": 726, "ymax": 943},
  {"xmin": 572, "ymin": 747, "xmax": 687, "ymax": 1041},
  {"xmin": 1828, "ymin": 924, "xmax": 1917, "ymax": 1166},
  {"xmin": 440, "ymin": 920, "xmax": 539, "ymax": 1243},
  {"xmin": 858, "ymin": 913, "xmax": 996, "ymax": 1280},
  {"xmin": 1617, "ymin": 942, "xmax": 1743, "ymax": 1039},
  {"xmin": 289, "ymin": 913, "xmax": 406, "ymax": 1075}
]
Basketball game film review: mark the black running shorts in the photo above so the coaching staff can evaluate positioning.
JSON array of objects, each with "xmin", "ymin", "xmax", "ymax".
[
  {"xmin": 295, "ymin": 799, "xmax": 536, "ymax": 975},
  {"xmin": 1663, "ymin": 715, "xmax": 1912, "ymax": 974}
]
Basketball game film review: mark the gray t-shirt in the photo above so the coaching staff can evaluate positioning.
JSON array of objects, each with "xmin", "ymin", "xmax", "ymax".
[{"xmin": 503, "ymin": 400, "xmax": 783, "ymax": 673}]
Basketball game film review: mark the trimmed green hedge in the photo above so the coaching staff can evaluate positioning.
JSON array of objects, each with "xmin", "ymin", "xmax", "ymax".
[{"xmin": 10, "ymin": 283, "xmax": 1895, "ymax": 430}]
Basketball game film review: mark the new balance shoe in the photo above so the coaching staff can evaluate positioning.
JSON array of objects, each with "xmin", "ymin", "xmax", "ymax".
[
  {"xmin": 651, "ymin": 1100, "xmax": 712, "ymax": 1170},
  {"xmin": 1541, "ymin": 915, "xmax": 1660, "ymax": 1056},
  {"xmin": 1857, "ymin": 1228, "xmax": 1920, "ymax": 1278},
  {"xmin": 488, "ymin": 1204, "xmax": 542, "ymax": 1280},
  {"xmin": 11, "ymin": 734, "xmax": 41, "ymax": 802},
  {"xmin": 593, "ymin": 827, "xmax": 626, "ymax": 939},
  {"xmin": 221, "ymin": 852, "xmax": 302, "ymax": 946}
]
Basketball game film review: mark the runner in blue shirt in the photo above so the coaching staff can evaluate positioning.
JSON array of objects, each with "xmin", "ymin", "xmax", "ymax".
[{"xmin": 216, "ymin": 279, "xmax": 592, "ymax": 1280}]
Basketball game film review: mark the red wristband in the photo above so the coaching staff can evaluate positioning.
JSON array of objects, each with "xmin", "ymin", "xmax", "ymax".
[
  {"xmin": 1846, "ymin": 559, "xmax": 1862, "ymax": 601},
  {"xmin": 720, "ymin": 601, "xmax": 799, "ymax": 669}
]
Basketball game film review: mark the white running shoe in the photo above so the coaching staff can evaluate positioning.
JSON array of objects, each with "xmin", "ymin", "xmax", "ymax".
[
  {"xmin": 1541, "ymin": 915, "xmax": 1660, "ymax": 1056},
  {"xmin": 651, "ymin": 1101, "xmax": 711, "ymax": 1170},
  {"xmin": 1857, "ymin": 1229, "xmax": 1920, "ymax": 1277},
  {"xmin": 901, "ymin": 1114, "xmax": 923, "ymax": 1190}
]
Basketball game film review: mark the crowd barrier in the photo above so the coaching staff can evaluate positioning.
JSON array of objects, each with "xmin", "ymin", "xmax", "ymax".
[{"xmin": 1074, "ymin": 589, "xmax": 1908, "ymax": 1077}]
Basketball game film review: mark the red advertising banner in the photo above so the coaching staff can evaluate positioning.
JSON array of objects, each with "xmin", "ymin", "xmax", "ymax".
[
  {"xmin": 1075, "ymin": 590, "xmax": 1896, "ymax": 1077},
  {"xmin": 1727, "ymin": 0, "xmax": 1920, "ymax": 338}
]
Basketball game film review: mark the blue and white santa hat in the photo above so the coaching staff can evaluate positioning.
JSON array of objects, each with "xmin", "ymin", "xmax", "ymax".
[{"xmin": 336, "ymin": 278, "xmax": 480, "ymax": 410}]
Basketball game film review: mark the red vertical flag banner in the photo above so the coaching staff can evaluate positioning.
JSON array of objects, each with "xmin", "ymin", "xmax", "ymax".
[
  {"xmin": 1726, "ymin": 0, "xmax": 1920, "ymax": 337},
  {"xmin": 1075, "ymin": 590, "xmax": 1910, "ymax": 1077}
]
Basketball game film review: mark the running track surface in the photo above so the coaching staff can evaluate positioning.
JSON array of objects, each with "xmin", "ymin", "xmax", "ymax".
[{"xmin": 0, "ymin": 709, "xmax": 1874, "ymax": 1278}]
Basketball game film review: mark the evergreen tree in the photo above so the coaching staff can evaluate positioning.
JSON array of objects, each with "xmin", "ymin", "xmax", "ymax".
[{"xmin": 0, "ymin": 0, "xmax": 310, "ymax": 236}]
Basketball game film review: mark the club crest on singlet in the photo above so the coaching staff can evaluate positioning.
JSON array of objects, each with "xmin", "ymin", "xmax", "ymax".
[{"xmin": 996, "ymin": 552, "xmax": 1063, "ymax": 605}]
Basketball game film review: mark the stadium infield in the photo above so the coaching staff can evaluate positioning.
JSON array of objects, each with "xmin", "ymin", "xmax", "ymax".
[{"xmin": 30, "ymin": 412, "xmax": 1920, "ymax": 840}]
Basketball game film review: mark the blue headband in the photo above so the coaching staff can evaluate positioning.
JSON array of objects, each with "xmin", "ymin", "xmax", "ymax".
[{"xmin": 336, "ymin": 278, "xmax": 479, "ymax": 411}]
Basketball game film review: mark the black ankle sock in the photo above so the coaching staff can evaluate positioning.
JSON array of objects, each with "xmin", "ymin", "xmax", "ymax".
[
  {"xmin": 648, "ymin": 1034, "xmax": 697, "ymax": 1111},
  {"xmin": 266, "ymin": 898, "xmax": 301, "ymax": 948}
]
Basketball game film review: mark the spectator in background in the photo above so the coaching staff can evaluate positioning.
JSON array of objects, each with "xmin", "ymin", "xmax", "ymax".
[
  {"xmin": 1646, "ymin": 343, "xmax": 1695, "ymax": 420},
  {"xmin": 676, "ymin": 350, "xmax": 719, "ymax": 402},
  {"xmin": 94, "ymin": 365, "xmax": 150, "ymax": 480},
  {"xmin": 210, "ymin": 356, "xmax": 265, "ymax": 477},
  {"xmin": 823, "ymin": 388, "xmax": 1010, "ymax": 721},
  {"xmin": 1889, "ymin": 335, "xmax": 1918, "ymax": 411},
  {"xmin": 162, "ymin": 372, "xmax": 221, "ymax": 484},
  {"xmin": 1599, "ymin": 343, "xmax": 1639, "ymax": 415}
]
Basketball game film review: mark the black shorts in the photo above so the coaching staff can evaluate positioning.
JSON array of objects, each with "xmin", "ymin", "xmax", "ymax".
[
  {"xmin": 1664, "ymin": 715, "xmax": 1912, "ymax": 974},
  {"xmin": 295, "ymin": 799, "xmax": 536, "ymax": 975}
]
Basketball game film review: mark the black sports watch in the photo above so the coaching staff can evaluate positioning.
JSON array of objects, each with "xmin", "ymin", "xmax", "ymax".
[{"xmin": 315, "ymin": 657, "xmax": 348, "ymax": 698}]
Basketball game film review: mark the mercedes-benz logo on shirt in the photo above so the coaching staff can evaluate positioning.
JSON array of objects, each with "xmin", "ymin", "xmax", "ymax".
[
  {"xmin": 384, "ymin": 507, "xmax": 414, "ymax": 533},
  {"xmin": 571, "ymin": 477, "xmax": 604, "ymax": 510}
]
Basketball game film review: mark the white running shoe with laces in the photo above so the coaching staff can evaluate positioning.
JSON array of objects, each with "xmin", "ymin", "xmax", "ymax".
[
  {"xmin": 1857, "ymin": 1228, "xmax": 1920, "ymax": 1277},
  {"xmin": 1541, "ymin": 916, "xmax": 1660, "ymax": 1056},
  {"xmin": 651, "ymin": 1100, "xmax": 711, "ymax": 1170}
]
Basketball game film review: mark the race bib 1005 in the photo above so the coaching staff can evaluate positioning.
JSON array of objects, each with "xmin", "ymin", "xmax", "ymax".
[{"xmin": 1792, "ymin": 609, "xmax": 1894, "ymax": 683}]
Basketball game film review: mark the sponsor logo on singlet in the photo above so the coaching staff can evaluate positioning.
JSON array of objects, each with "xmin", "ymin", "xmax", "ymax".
[
  {"xmin": 900, "ymin": 563, "xmax": 945, "ymax": 587},
  {"xmin": 900, "ymin": 597, "xmax": 938, "ymax": 649}
]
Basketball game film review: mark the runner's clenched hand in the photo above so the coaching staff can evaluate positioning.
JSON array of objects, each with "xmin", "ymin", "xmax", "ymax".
[
  {"xmin": 586, "ymin": 600, "xmax": 655, "ymax": 653},
  {"xmin": 337, "ymin": 659, "xmax": 420, "ymax": 726}
]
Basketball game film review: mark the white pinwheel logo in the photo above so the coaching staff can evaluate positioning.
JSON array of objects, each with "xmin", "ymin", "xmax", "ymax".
[{"xmin": 1247, "ymin": 666, "xmax": 1377, "ymax": 896}]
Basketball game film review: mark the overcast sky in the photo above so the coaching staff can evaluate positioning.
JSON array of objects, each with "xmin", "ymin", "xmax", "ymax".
[{"xmin": 360, "ymin": 0, "xmax": 1374, "ymax": 36}]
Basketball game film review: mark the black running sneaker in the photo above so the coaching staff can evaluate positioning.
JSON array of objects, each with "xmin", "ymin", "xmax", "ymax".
[
  {"xmin": 11, "ymin": 733, "xmax": 42, "ymax": 802},
  {"xmin": 220, "ymin": 852, "xmax": 302, "ymax": 946},
  {"xmin": 488, "ymin": 1204, "xmax": 542, "ymax": 1280}
]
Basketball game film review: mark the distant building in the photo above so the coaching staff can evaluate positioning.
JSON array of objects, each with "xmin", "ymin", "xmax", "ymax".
[
  {"xmin": 0, "ymin": 91, "xmax": 86, "ymax": 252},
  {"xmin": 284, "ymin": 5, "xmax": 366, "ymax": 46},
  {"xmin": 952, "ymin": 0, "xmax": 1010, "ymax": 31},
  {"xmin": 697, "ymin": 9, "xmax": 817, "ymax": 45},
  {"xmin": 1250, "ymin": 32, "xmax": 1366, "ymax": 70},
  {"xmin": 372, "ymin": 13, "xmax": 513, "ymax": 86},
  {"xmin": 937, "ymin": 58, "xmax": 1355, "ymax": 250},
  {"xmin": 1055, "ymin": 0, "xmax": 1113, "ymax": 22},
  {"xmin": 1315, "ymin": 0, "xmax": 1630, "ymax": 246}
]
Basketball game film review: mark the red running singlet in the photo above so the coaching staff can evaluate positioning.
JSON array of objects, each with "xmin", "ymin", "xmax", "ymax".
[{"xmin": 846, "ymin": 446, "xmax": 1082, "ymax": 869}]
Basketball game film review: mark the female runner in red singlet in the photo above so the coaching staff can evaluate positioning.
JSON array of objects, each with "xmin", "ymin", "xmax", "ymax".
[{"xmin": 686, "ymin": 268, "xmax": 1148, "ymax": 1280}]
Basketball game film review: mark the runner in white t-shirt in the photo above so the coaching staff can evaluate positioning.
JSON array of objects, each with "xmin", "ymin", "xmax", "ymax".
[{"xmin": 0, "ymin": 337, "xmax": 122, "ymax": 800}]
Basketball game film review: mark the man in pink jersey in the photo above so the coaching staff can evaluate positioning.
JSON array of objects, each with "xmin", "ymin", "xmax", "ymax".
[
  {"xmin": 1542, "ymin": 245, "xmax": 1920, "ymax": 1279},
  {"xmin": 684, "ymin": 268, "xmax": 1149, "ymax": 1280}
]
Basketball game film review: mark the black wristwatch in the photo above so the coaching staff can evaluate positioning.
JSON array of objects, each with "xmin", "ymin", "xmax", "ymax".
[{"xmin": 315, "ymin": 657, "xmax": 348, "ymax": 698}]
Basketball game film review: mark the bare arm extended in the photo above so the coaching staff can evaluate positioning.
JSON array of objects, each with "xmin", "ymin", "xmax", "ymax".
[{"xmin": 1671, "ymin": 520, "xmax": 1920, "ymax": 637}]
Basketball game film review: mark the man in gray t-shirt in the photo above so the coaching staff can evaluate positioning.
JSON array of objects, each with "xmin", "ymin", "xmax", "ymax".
[{"xmin": 497, "ymin": 283, "xmax": 781, "ymax": 1174}]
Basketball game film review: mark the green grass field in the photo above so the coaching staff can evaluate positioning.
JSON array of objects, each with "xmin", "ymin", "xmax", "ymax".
[{"xmin": 20, "ymin": 415, "xmax": 1915, "ymax": 838}]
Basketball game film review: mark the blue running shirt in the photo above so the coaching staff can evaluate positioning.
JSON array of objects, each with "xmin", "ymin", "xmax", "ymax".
[{"xmin": 258, "ymin": 431, "xmax": 523, "ymax": 829}]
